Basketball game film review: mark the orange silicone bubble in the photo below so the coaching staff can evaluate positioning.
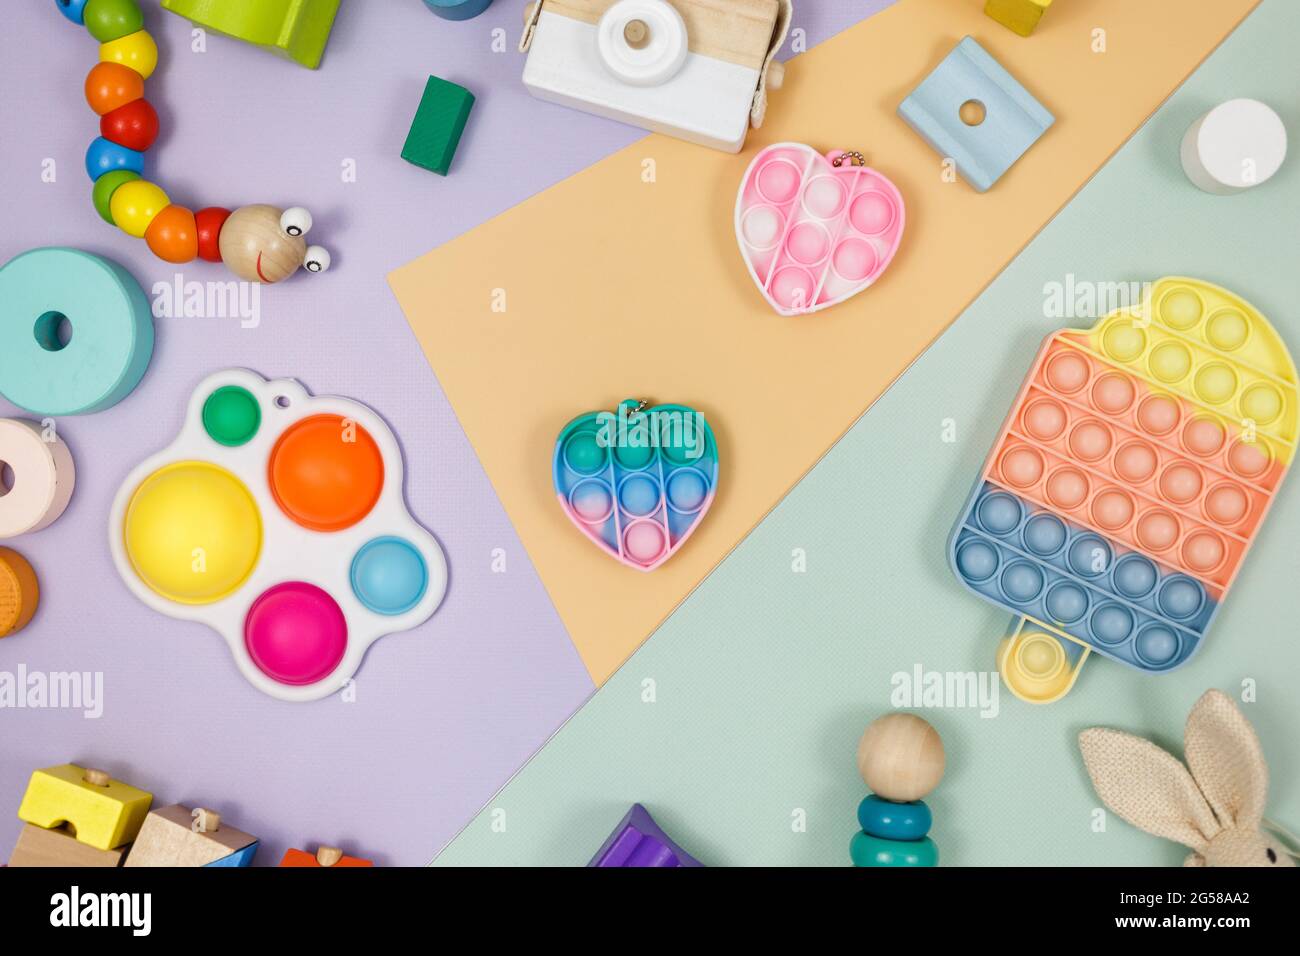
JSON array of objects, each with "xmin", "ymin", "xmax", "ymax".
[{"xmin": 268, "ymin": 414, "xmax": 384, "ymax": 532}]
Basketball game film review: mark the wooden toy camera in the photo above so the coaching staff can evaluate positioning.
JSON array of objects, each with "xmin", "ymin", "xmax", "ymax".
[{"xmin": 520, "ymin": 0, "xmax": 792, "ymax": 152}]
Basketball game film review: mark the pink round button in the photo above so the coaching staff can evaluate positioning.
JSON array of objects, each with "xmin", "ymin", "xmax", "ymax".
[{"xmin": 244, "ymin": 582, "xmax": 347, "ymax": 686}]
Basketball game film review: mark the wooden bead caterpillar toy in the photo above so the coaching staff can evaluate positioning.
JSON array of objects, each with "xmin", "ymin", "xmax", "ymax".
[
  {"xmin": 57, "ymin": 0, "xmax": 331, "ymax": 282},
  {"xmin": 850, "ymin": 713, "xmax": 945, "ymax": 867}
]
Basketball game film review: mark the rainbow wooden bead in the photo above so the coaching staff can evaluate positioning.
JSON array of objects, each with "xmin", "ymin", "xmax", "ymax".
[
  {"xmin": 110, "ymin": 179, "xmax": 168, "ymax": 237},
  {"xmin": 58, "ymin": 1, "xmax": 332, "ymax": 282},
  {"xmin": 100, "ymin": 29, "xmax": 158, "ymax": 79}
]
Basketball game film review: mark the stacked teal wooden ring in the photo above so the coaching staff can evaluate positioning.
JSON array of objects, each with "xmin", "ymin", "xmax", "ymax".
[
  {"xmin": 422, "ymin": 0, "xmax": 494, "ymax": 21},
  {"xmin": 850, "ymin": 714, "xmax": 944, "ymax": 867}
]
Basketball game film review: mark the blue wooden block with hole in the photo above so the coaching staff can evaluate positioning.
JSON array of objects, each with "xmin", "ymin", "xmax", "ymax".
[{"xmin": 897, "ymin": 36, "xmax": 1054, "ymax": 192}]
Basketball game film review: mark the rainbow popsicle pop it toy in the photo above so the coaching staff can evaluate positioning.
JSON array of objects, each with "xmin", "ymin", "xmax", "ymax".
[
  {"xmin": 109, "ymin": 370, "xmax": 448, "ymax": 702},
  {"xmin": 553, "ymin": 399, "xmax": 718, "ymax": 571},
  {"xmin": 735, "ymin": 143, "xmax": 905, "ymax": 316},
  {"xmin": 949, "ymin": 278, "xmax": 1296, "ymax": 703}
]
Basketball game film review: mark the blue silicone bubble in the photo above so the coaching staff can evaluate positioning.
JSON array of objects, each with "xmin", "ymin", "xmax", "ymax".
[
  {"xmin": 1158, "ymin": 576, "xmax": 1205, "ymax": 620},
  {"xmin": 857, "ymin": 795, "xmax": 931, "ymax": 841},
  {"xmin": 86, "ymin": 136, "xmax": 145, "ymax": 181},
  {"xmin": 0, "ymin": 247, "xmax": 154, "ymax": 415},
  {"xmin": 1090, "ymin": 603, "xmax": 1135, "ymax": 645},
  {"xmin": 1045, "ymin": 580, "xmax": 1088, "ymax": 624},
  {"xmin": 666, "ymin": 468, "xmax": 708, "ymax": 514},
  {"xmin": 956, "ymin": 539, "xmax": 999, "ymax": 583},
  {"xmin": 618, "ymin": 474, "xmax": 662, "ymax": 518},
  {"xmin": 1023, "ymin": 513, "xmax": 1067, "ymax": 556},
  {"xmin": 1067, "ymin": 534, "xmax": 1111, "ymax": 578},
  {"xmin": 1134, "ymin": 624, "xmax": 1181, "ymax": 667},
  {"xmin": 1000, "ymin": 561, "xmax": 1044, "ymax": 604},
  {"xmin": 977, "ymin": 491, "xmax": 1022, "ymax": 535},
  {"xmin": 350, "ymin": 537, "xmax": 429, "ymax": 616},
  {"xmin": 56, "ymin": 0, "xmax": 91, "ymax": 25},
  {"xmin": 1113, "ymin": 554, "xmax": 1158, "ymax": 599}
]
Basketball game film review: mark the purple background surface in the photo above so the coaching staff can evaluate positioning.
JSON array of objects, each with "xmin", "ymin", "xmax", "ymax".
[{"xmin": 0, "ymin": 0, "xmax": 885, "ymax": 865}]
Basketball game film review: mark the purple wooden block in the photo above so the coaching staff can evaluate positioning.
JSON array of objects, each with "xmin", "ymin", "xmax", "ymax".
[{"xmin": 588, "ymin": 804, "xmax": 704, "ymax": 867}]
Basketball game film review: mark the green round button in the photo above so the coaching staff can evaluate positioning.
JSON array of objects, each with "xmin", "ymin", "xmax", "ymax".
[{"xmin": 202, "ymin": 386, "xmax": 261, "ymax": 447}]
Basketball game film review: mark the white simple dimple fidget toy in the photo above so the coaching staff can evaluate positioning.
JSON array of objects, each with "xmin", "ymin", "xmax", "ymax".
[{"xmin": 108, "ymin": 370, "xmax": 448, "ymax": 702}]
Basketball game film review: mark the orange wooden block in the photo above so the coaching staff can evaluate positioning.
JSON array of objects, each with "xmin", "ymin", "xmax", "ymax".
[
  {"xmin": 0, "ymin": 547, "xmax": 39, "ymax": 638},
  {"xmin": 279, "ymin": 846, "xmax": 373, "ymax": 868},
  {"xmin": 8, "ymin": 824, "xmax": 126, "ymax": 867}
]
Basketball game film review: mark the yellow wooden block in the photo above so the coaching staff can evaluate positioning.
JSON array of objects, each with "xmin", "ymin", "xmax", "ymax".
[
  {"xmin": 124, "ymin": 805, "xmax": 257, "ymax": 867},
  {"xmin": 7, "ymin": 824, "xmax": 126, "ymax": 867},
  {"xmin": 985, "ymin": 0, "xmax": 1052, "ymax": 37},
  {"xmin": 16, "ymin": 764, "xmax": 152, "ymax": 851}
]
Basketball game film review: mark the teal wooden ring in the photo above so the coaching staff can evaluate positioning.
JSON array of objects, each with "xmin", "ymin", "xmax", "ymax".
[{"xmin": 0, "ymin": 248, "xmax": 154, "ymax": 415}]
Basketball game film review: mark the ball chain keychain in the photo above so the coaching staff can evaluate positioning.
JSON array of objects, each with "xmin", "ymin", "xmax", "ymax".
[{"xmin": 56, "ymin": 0, "xmax": 331, "ymax": 283}]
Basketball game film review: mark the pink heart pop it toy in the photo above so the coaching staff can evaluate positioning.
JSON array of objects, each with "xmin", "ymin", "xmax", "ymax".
[
  {"xmin": 949, "ymin": 278, "xmax": 1296, "ymax": 703},
  {"xmin": 109, "ymin": 370, "xmax": 448, "ymax": 702},
  {"xmin": 735, "ymin": 143, "xmax": 905, "ymax": 316}
]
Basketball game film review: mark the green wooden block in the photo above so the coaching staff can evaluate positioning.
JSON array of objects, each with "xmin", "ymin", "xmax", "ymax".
[
  {"xmin": 160, "ymin": 0, "xmax": 341, "ymax": 70},
  {"xmin": 402, "ymin": 76, "xmax": 476, "ymax": 177}
]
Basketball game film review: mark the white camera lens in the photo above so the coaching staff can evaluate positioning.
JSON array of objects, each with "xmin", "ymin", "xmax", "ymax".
[{"xmin": 596, "ymin": 0, "xmax": 688, "ymax": 87}]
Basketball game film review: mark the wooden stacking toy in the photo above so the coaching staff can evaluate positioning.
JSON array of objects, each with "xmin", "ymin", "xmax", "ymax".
[
  {"xmin": 124, "ymin": 805, "xmax": 258, "ymax": 867},
  {"xmin": 280, "ymin": 845, "xmax": 374, "ymax": 867},
  {"xmin": 1180, "ymin": 99, "xmax": 1287, "ymax": 195},
  {"xmin": 55, "ymin": 0, "xmax": 332, "ymax": 281},
  {"xmin": 0, "ymin": 419, "xmax": 75, "ymax": 538},
  {"xmin": 402, "ymin": 75, "xmax": 476, "ymax": 177},
  {"xmin": 10, "ymin": 764, "xmax": 152, "ymax": 867},
  {"xmin": 160, "ymin": 0, "xmax": 341, "ymax": 69},
  {"xmin": 984, "ymin": 0, "xmax": 1052, "ymax": 37},
  {"xmin": 850, "ymin": 713, "xmax": 943, "ymax": 867},
  {"xmin": 0, "ymin": 548, "xmax": 41, "ymax": 640}
]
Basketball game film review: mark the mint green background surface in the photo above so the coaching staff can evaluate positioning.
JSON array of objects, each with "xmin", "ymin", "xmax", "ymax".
[{"xmin": 435, "ymin": 1, "xmax": 1299, "ymax": 866}]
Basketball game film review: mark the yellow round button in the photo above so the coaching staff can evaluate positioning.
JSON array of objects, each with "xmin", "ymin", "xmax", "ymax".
[{"xmin": 123, "ymin": 462, "xmax": 262, "ymax": 604}]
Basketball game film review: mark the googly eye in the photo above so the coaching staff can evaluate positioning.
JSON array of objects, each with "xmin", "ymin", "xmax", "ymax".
[
  {"xmin": 304, "ymin": 245, "xmax": 331, "ymax": 274},
  {"xmin": 280, "ymin": 207, "xmax": 313, "ymax": 238}
]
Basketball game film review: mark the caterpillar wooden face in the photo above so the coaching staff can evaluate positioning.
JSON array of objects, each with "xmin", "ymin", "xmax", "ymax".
[
  {"xmin": 60, "ymin": 0, "xmax": 333, "ymax": 284},
  {"xmin": 218, "ymin": 205, "xmax": 332, "ymax": 284}
]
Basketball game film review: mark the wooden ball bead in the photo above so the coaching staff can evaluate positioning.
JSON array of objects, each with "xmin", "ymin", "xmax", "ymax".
[
  {"xmin": 91, "ymin": 169, "xmax": 139, "ymax": 224},
  {"xmin": 99, "ymin": 29, "xmax": 158, "ymax": 80},
  {"xmin": 100, "ymin": 97, "xmax": 158, "ymax": 152},
  {"xmin": 84, "ymin": 0, "xmax": 144, "ymax": 44},
  {"xmin": 85, "ymin": 61, "xmax": 143, "ymax": 115},
  {"xmin": 218, "ymin": 205, "xmax": 306, "ymax": 284},
  {"xmin": 856, "ymin": 713, "xmax": 945, "ymax": 802},
  {"xmin": 195, "ymin": 207, "xmax": 232, "ymax": 263},
  {"xmin": 145, "ymin": 205, "xmax": 199, "ymax": 264},
  {"xmin": 110, "ymin": 179, "xmax": 169, "ymax": 238}
]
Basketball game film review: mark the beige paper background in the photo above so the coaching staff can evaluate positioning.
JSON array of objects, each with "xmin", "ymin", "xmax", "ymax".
[{"xmin": 390, "ymin": 0, "xmax": 1258, "ymax": 683}]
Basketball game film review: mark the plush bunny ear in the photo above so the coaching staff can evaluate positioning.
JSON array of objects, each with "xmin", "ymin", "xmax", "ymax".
[
  {"xmin": 1183, "ymin": 689, "xmax": 1268, "ymax": 831},
  {"xmin": 1079, "ymin": 727, "xmax": 1220, "ymax": 853}
]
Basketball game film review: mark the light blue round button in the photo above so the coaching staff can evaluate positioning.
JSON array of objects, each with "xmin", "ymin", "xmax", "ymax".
[
  {"xmin": 350, "ymin": 537, "xmax": 429, "ymax": 616},
  {"xmin": 0, "ymin": 247, "xmax": 154, "ymax": 416}
]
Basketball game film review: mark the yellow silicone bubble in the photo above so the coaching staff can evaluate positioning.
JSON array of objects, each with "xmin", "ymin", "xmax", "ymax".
[
  {"xmin": 110, "ymin": 180, "xmax": 169, "ymax": 238},
  {"xmin": 1149, "ymin": 341, "xmax": 1192, "ymax": 383},
  {"xmin": 1159, "ymin": 289, "xmax": 1203, "ymax": 330},
  {"xmin": 1194, "ymin": 363, "xmax": 1238, "ymax": 405},
  {"xmin": 1206, "ymin": 310, "xmax": 1249, "ymax": 351},
  {"xmin": 1102, "ymin": 322, "xmax": 1146, "ymax": 363},
  {"xmin": 1240, "ymin": 383, "xmax": 1284, "ymax": 425},
  {"xmin": 100, "ymin": 30, "xmax": 158, "ymax": 80},
  {"xmin": 123, "ymin": 462, "xmax": 262, "ymax": 605},
  {"xmin": 997, "ymin": 631, "xmax": 1079, "ymax": 704}
]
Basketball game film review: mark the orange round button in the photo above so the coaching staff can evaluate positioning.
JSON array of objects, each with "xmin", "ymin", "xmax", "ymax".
[{"xmin": 268, "ymin": 414, "xmax": 384, "ymax": 532}]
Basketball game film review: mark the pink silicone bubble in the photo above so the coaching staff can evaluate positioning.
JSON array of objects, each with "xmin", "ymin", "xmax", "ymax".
[
  {"xmin": 1227, "ymin": 438, "xmax": 1270, "ymax": 479},
  {"xmin": 1046, "ymin": 465, "xmax": 1089, "ymax": 509},
  {"xmin": 741, "ymin": 205, "xmax": 784, "ymax": 250},
  {"xmin": 1181, "ymin": 530, "xmax": 1226, "ymax": 573},
  {"xmin": 786, "ymin": 221, "xmax": 831, "ymax": 265},
  {"xmin": 1137, "ymin": 508, "xmax": 1180, "ymax": 552},
  {"xmin": 1182, "ymin": 416, "xmax": 1226, "ymax": 457},
  {"xmin": 1159, "ymin": 461, "xmax": 1203, "ymax": 504},
  {"xmin": 1114, "ymin": 440, "xmax": 1158, "ymax": 483},
  {"xmin": 569, "ymin": 479, "xmax": 614, "ymax": 524},
  {"xmin": 1137, "ymin": 395, "xmax": 1180, "ymax": 436},
  {"xmin": 1204, "ymin": 481, "xmax": 1249, "ymax": 526},
  {"xmin": 1000, "ymin": 446, "xmax": 1045, "ymax": 488},
  {"xmin": 771, "ymin": 266, "xmax": 817, "ymax": 310},
  {"xmin": 849, "ymin": 191, "xmax": 895, "ymax": 235},
  {"xmin": 756, "ymin": 159, "xmax": 802, "ymax": 204},
  {"xmin": 1022, "ymin": 398, "xmax": 1067, "ymax": 441},
  {"xmin": 1091, "ymin": 373, "xmax": 1135, "ymax": 414},
  {"xmin": 831, "ymin": 238, "xmax": 877, "ymax": 281},
  {"xmin": 623, "ymin": 519, "xmax": 667, "ymax": 564},
  {"xmin": 244, "ymin": 582, "xmax": 348, "ymax": 686},
  {"xmin": 1091, "ymin": 488, "xmax": 1135, "ymax": 531},
  {"xmin": 1045, "ymin": 351, "xmax": 1090, "ymax": 394},
  {"xmin": 802, "ymin": 176, "xmax": 848, "ymax": 219},
  {"xmin": 1069, "ymin": 419, "xmax": 1113, "ymax": 462}
]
